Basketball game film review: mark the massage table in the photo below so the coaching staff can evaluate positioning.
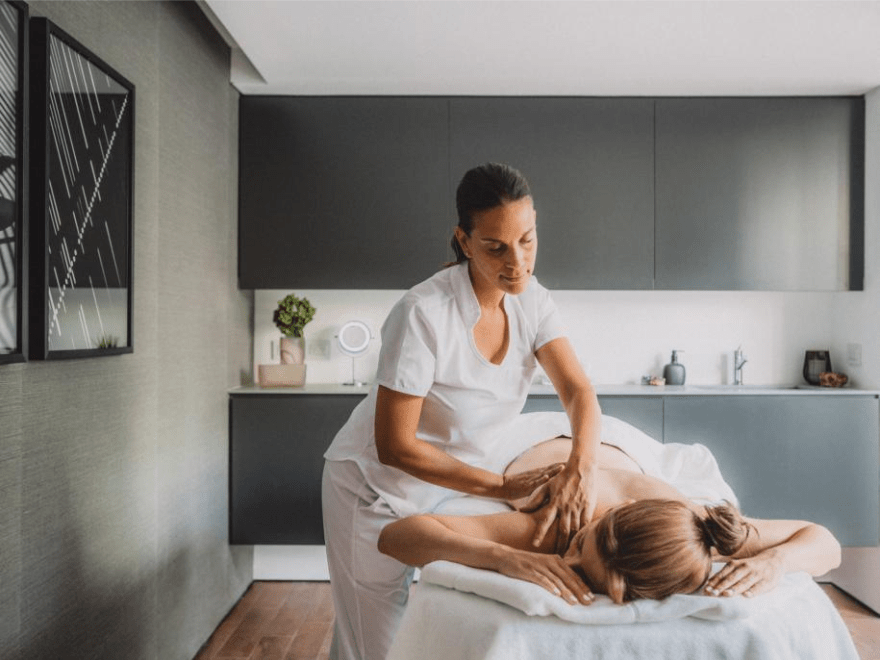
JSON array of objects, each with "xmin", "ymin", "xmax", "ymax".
[{"xmin": 386, "ymin": 413, "xmax": 861, "ymax": 660}]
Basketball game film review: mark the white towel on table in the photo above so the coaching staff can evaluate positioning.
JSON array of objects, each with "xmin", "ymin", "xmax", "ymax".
[{"xmin": 421, "ymin": 560, "xmax": 792, "ymax": 623}]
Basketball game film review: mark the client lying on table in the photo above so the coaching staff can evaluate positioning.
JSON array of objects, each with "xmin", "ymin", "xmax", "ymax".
[{"xmin": 378, "ymin": 437, "xmax": 841, "ymax": 607}]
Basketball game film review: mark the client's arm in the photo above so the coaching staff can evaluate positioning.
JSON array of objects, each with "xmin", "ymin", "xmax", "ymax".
[
  {"xmin": 378, "ymin": 512, "xmax": 594, "ymax": 605},
  {"xmin": 705, "ymin": 517, "xmax": 841, "ymax": 597}
]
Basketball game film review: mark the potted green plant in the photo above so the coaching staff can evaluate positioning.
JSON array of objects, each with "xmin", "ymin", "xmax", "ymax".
[{"xmin": 272, "ymin": 293, "xmax": 316, "ymax": 365}]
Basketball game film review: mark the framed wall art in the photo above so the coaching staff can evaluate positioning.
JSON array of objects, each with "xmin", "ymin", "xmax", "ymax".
[
  {"xmin": 29, "ymin": 17, "xmax": 134, "ymax": 359},
  {"xmin": 0, "ymin": 1, "xmax": 28, "ymax": 365}
]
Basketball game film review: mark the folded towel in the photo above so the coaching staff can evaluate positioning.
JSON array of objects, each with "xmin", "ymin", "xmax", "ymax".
[{"xmin": 421, "ymin": 559, "xmax": 814, "ymax": 623}]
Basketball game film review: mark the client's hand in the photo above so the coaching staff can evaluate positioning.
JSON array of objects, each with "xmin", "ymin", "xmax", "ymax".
[
  {"xmin": 704, "ymin": 549, "xmax": 784, "ymax": 598},
  {"xmin": 494, "ymin": 463, "xmax": 565, "ymax": 501},
  {"xmin": 497, "ymin": 548, "xmax": 594, "ymax": 606},
  {"xmin": 522, "ymin": 464, "xmax": 599, "ymax": 554}
]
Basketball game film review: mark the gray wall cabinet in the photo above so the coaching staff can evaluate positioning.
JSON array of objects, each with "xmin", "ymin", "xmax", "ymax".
[
  {"xmin": 230, "ymin": 391, "xmax": 878, "ymax": 546},
  {"xmin": 448, "ymin": 98, "xmax": 655, "ymax": 289},
  {"xmin": 663, "ymin": 395, "xmax": 879, "ymax": 546},
  {"xmin": 655, "ymin": 97, "xmax": 865, "ymax": 291},
  {"xmin": 239, "ymin": 97, "xmax": 452, "ymax": 289},
  {"xmin": 239, "ymin": 96, "xmax": 864, "ymax": 291}
]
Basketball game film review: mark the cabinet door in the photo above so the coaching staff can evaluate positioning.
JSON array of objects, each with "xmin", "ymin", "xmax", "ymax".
[
  {"xmin": 449, "ymin": 98, "xmax": 655, "ymax": 289},
  {"xmin": 664, "ymin": 395, "xmax": 879, "ymax": 546},
  {"xmin": 229, "ymin": 394, "xmax": 364, "ymax": 544},
  {"xmin": 524, "ymin": 395, "xmax": 663, "ymax": 441},
  {"xmin": 239, "ymin": 97, "xmax": 451, "ymax": 289},
  {"xmin": 655, "ymin": 97, "xmax": 865, "ymax": 291}
]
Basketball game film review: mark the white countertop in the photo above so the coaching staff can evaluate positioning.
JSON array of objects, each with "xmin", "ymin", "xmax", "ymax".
[{"xmin": 230, "ymin": 383, "xmax": 878, "ymax": 396}]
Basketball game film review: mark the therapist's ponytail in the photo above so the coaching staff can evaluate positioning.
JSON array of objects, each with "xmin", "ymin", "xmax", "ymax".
[{"xmin": 448, "ymin": 163, "xmax": 532, "ymax": 266}]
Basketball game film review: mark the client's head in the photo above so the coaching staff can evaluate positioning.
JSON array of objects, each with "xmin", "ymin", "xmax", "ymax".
[{"xmin": 566, "ymin": 499, "xmax": 751, "ymax": 604}]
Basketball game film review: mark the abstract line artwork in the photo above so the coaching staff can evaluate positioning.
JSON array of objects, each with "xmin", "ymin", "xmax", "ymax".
[
  {"xmin": 0, "ymin": 0, "xmax": 25, "ymax": 363},
  {"xmin": 31, "ymin": 19, "xmax": 134, "ymax": 358}
]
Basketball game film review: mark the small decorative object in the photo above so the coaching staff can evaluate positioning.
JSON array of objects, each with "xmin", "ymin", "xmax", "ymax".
[
  {"xmin": 662, "ymin": 350, "xmax": 686, "ymax": 385},
  {"xmin": 259, "ymin": 293, "xmax": 316, "ymax": 387},
  {"xmin": 29, "ymin": 18, "xmax": 135, "ymax": 359},
  {"xmin": 819, "ymin": 371, "xmax": 848, "ymax": 388},
  {"xmin": 337, "ymin": 320, "xmax": 372, "ymax": 386},
  {"xmin": 648, "ymin": 376, "xmax": 666, "ymax": 387},
  {"xmin": 803, "ymin": 350, "xmax": 832, "ymax": 386},
  {"xmin": 0, "ymin": 1, "xmax": 28, "ymax": 365}
]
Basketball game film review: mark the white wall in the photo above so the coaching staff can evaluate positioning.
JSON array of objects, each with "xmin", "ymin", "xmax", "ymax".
[{"xmin": 254, "ymin": 288, "xmax": 838, "ymax": 389}]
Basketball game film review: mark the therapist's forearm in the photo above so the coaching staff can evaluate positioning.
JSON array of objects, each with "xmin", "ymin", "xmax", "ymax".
[
  {"xmin": 560, "ymin": 385, "xmax": 602, "ymax": 472},
  {"xmin": 377, "ymin": 435, "xmax": 504, "ymax": 497}
]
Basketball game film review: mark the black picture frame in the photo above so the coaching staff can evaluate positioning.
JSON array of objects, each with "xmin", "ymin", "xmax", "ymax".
[
  {"xmin": 29, "ymin": 17, "xmax": 134, "ymax": 359},
  {"xmin": 0, "ymin": 1, "xmax": 28, "ymax": 365}
]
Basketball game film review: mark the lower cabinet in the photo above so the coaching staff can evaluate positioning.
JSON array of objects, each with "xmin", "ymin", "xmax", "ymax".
[
  {"xmin": 664, "ymin": 396, "xmax": 880, "ymax": 547},
  {"xmin": 230, "ymin": 392, "xmax": 879, "ymax": 547},
  {"xmin": 525, "ymin": 395, "xmax": 664, "ymax": 441},
  {"xmin": 229, "ymin": 394, "xmax": 363, "ymax": 544}
]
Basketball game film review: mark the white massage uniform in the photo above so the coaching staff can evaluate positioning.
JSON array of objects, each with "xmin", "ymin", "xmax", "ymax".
[{"xmin": 321, "ymin": 263, "xmax": 566, "ymax": 660}]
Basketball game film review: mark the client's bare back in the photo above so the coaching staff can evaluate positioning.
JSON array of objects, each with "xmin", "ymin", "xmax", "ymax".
[{"xmin": 505, "ymin": 437, "xmax": 694, "ymax": 517}]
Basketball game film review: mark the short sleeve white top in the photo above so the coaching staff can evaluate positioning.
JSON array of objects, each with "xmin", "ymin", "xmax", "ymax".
[{"xmin": 324, "ymin": 262, "xmax": 567, "ymax": 516}]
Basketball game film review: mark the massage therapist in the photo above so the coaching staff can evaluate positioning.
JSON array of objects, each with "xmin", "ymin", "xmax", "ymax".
[{"xmin": 321, "ymin": 163, "xmax": 602, "ymax": 660}]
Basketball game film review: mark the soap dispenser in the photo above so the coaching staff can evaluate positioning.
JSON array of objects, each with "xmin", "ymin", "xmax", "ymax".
[{"xmin": 663, "ymin": 350, "xmax": 686, "ymax": 385}]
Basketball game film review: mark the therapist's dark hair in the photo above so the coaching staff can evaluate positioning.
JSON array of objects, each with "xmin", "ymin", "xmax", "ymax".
[{"xmin": 449, "ymin": 163, "xmax": 532, "ymax": 266}]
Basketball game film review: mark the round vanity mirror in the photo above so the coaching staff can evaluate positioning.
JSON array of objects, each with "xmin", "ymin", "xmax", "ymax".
[
  {"xmin": 337, "ymin": 320, "xmax": 372, "ymax": 386},
  {"xmin": 337, "ymin": 320, "xmax": 371, "ymax": 356}
]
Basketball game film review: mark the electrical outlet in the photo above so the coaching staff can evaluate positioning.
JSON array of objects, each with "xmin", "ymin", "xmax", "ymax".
[
  {"xmin": 847, "ymin": 342, "xmax": 862, "ymax": 367},
  {"xmin": 308, "ymin": 338, "xmax": 331, "ymax": 360}
]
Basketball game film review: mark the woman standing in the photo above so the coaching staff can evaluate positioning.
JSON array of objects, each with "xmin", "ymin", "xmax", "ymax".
[{"xmin": 321, "ymin": 163, "xmax": 602, "ymax": 660}]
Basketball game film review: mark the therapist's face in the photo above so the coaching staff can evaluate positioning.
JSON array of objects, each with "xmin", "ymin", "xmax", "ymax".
[{"xmin": 456, "ymin": 196, "xmax": 537, "ymax": 297}]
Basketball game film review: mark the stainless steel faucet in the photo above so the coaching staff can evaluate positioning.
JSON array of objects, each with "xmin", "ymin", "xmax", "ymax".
[{"xmin": 733, "ymin": 346, "xmax": 748, "ymax": 385}]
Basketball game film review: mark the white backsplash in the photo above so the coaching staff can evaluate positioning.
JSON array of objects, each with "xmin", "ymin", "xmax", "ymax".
[{"xmin": 254, "ymin": 287, "xmax": 837, "ymax": 388}]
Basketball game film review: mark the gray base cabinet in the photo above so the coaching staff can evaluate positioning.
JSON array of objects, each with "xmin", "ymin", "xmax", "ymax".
[
  {"xmin": 525, "ymin": 395, "xmax": 664, "ymax": 442},
  {"xmin": 230, "ymin": 392, "xmax": 879, "ymax": 547},
  {"xmin": 229, "ymin": 394, "xmax": 363, "ymax": 544},
  {"xmin": 664, "ymin": 395, "xmax": 879, "ymax": 546}
]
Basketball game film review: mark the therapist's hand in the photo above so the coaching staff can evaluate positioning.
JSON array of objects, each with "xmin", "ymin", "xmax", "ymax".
[
  {"xmin": 522, "ymin": 463, "xmax": 599, "ymax": 554},
  {"xmin": 495, "ymin": 463, "xmax": 565, "ymax": 501}
]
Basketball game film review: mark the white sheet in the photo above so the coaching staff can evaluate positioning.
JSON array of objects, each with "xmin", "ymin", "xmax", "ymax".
[{"xmin": 388, "ymin": 573, "xmax": 860, "ymax": 660}]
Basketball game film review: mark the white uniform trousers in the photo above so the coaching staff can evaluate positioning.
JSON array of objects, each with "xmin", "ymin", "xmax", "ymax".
[{"xmin": 322, "ymin": 459, "xmax": 415, "ymax": 660}]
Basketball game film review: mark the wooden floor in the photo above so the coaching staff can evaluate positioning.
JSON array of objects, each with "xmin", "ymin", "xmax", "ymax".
[{"xmin": 194, "ymin": 581, "xmax": 880, "ymax": 660}]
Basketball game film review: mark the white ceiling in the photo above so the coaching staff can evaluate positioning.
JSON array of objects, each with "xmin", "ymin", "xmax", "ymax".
[{"xmin": 200, "ymin": 0, "xmax": 880, "ymax": 96}]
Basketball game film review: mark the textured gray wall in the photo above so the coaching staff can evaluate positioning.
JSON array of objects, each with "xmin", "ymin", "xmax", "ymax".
[{"xmin": 0, "ymin": 2, "xmax": 253, "ymax": 659}]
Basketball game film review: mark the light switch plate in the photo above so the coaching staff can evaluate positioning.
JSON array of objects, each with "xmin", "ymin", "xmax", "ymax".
[{"xmin": 846, "ymin": 343, "xmax": 862, "ymax": 367}]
